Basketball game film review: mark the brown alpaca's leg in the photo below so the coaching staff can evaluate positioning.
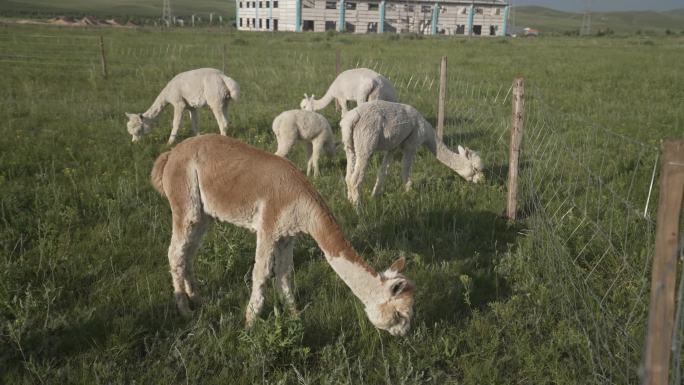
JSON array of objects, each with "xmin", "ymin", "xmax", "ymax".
[
  {"xmin": 274, "ymin": 236, "xmax": 297, "ymax": 313},
  {"xmin": 245, "ymin": 231, "xmax": 276, "ymax": 328}
]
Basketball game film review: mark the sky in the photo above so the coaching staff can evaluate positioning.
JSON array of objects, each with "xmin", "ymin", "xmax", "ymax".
[{"xmin": 511, "ymin": 0, "xmax": 683, "ymax": 12}]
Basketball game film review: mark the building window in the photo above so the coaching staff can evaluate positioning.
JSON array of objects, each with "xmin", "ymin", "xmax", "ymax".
[
  {"xmin": 472, "ymin": 25, "xmax": 482, "ymax": 35},
  {"xmin": 421, "ymin": 5, "xmax": 431, "ymax": 13},
  {"xmin": 252, "ymin": 18, "xmax": 256, "ymax": 27},
  {"xmin": 273, "ymin": 19, "xmax": 278, "ymax": 30},
  {"xmin": 325, "ymin": 1, "xmax": 336, "ymax": 8},
  {"xmin": 475, "ymin": 8, "xmax": 483, "ymax": 14},
  {"xmin": 239, "ymin": 2, "xmax": 243, "ymax": 7},
  {"xmin": 368, "ymin": 2, "xmax": 378, "ymax": 10},
  {"xmin": 303, "ymin": 20, "xmax": 314, "ymax": 31},
  {"xmin": 239, "ymin": 18, "xmax": 243, "ymax": 26},
  {"xmin": 252, "ymin": 2, "xmax": 256, "ymax": 7},
  {"xmin": 259, "ymin": 19, "xmax": 262, "ymax": 28},
  {"xmin": 490, "ymin": 25, "xmax": 498, "ymax": 35},
  {"xmin": 273, "ymin": 1, "xmax": 278, "ymax": 7},
  {"xmin": 325, "ymin": 20, "xmax": 336, "ymax": 30},
  {"xmin": 404, "ymin": 4, "xmax": 414, "ymax": 12},
  {"xmin": 346, "ymin": 2, "xmax": 356, "ymax": 10},
  {"xmin": 266, "ymin": 19, "xmax": 270, "ymax": 29},
  {"xmin": 455, "ymin": 24, "xmax": 465, "ymax": 34},
  {"xmin": 493, "ymin": 8, "xmax": 501, "ymax": 15}
]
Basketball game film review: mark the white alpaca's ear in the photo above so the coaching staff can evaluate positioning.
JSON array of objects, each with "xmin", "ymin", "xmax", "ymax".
[
  {"xmin": 125, "ymin": 112, "xmax": 137, "ymax": 120},
  {"xmin": 390, "ymin": 257, "xmax": 406, "ymax": 273},
  {"xmin": 457, "ymin": 145, "xmax": 465, "ymax": 155},
  {"xmin": 304, "ymin": 93, "xmax": 308, "ymax": 98}
]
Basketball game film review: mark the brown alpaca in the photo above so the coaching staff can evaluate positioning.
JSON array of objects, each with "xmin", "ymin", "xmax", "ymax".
[{"xmin": 151, "ymin": 134, "xmax": 414, "ymax": 336}]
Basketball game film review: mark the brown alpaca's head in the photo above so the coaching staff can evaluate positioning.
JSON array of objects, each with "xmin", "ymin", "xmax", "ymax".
[{"xmin": 364, "ymin": 257, "xmax": 415, "ymax": 337}]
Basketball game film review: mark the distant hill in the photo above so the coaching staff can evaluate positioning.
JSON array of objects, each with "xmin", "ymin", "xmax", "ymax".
[
  {"xmin": 0, "ymin": 0, "xmax": 234, "ymax": 18},
  {"xmin": 512, "ymin": 5, "xmax": 684, "ymax": 34}
]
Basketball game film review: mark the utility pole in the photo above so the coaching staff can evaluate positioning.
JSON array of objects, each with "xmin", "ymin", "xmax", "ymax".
[
  {"xmin": 580, "ymin": 0, "xmax": 592, "ymax": 35},
  {"xmin": 162, "ymin": 0, "xmax": 173, "ymax": 27}
]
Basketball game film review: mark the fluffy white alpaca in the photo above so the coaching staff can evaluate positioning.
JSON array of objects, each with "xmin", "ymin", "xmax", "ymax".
[
  {"xmin": 125, "ymin": 68, "xmax": 240, "ymax": 144},
  {"xmin": 300, "ymin": 68, "xmax": 397, "ymax": 116},
  {"xmin": 151, "ymin": 134, "xmax": 414, "ymax": 336},
  {"xmin": 341, "ymin": 100, "xmax": 484, "ymax": 207},
  {"xmin": 272, "ymin": 109, "xmax": 338, "ymax": 177}
]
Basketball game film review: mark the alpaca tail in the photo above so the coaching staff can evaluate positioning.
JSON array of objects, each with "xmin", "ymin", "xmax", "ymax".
[
  {"xmin": 151, "ymin": 151, "xmax": 171, "ymax": 197},
  {"xmin": 220, "ymin": 74, "xmax": 241, "ymax": 102},
  {"xmin": 340, "ymin": 108, "xmax": 361, "ymax": 154}
]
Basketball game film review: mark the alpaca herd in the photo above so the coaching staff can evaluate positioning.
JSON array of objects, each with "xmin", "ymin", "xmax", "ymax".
[{"xmin": 128, "ymin": 66, "xmax": 484, "ymax": 337}]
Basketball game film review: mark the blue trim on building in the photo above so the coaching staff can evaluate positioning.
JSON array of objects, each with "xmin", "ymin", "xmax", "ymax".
[
  {"xmin": 431, "ymin": 3, "xmax": 438, "ymax": 35},
  {"xmin": 338, "ymin": 0, "xmax": 346, "ymax": 32},
  {"xmin": 379, "ymin": 0, "xmax": 385, "ymax": 33},
  {"xmin": 295, "ymin": 0, "xmax": 302, "ymax": 31},
  {"xmin": 235, "ymin": 0, "xmax": 240, "ymax": 27},
  {"xmin": 467, "ymin": 4, "xmax": 474, "ymax": 35},
  {"xmin": 502, "ymin": 5, "xmax": 509, "ymax": 36}
]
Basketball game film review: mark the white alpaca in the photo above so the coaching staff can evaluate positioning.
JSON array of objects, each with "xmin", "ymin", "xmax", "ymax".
[
  {"xmin": 151, "ymin": 134, "xmax": 414, "ymax": 336},
  {"xmin": 300, "ymin": 68, "xmax": 397, "ymax": 116},
  {"xmin": 341, "ymin": 100, "xmax": 484, "ymax": 207},
  {"xmin": 272, "ymin": 109, "xmax": 338, "ymax": 177},
  {"xmin": 125, "ymin": 68, "xmax": 240, "ymax": 144}
]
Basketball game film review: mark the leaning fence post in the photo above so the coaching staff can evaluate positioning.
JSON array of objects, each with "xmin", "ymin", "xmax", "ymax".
[
  {"xmin": 506, "ymin": 77, "xmax": 524, "ymax": 220},
  {"xmin": 99, "ymin": 35, "xmax": 108, "ymax": 78},
  {"xmin": 436, "ymin": 55, "xmax": 447, "ymax": 140},
  {"xmin": 641, "ymin": 139, "xmax": 684, "ymax": 385},
  {"xmin": 335, "ymin": 48, "xmax": 342, "ymax": 112}
]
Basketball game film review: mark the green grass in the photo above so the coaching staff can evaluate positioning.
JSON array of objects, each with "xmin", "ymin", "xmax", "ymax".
[
  {"xmin": 0, "ymin": 24, "xmax": 683, "ymax": 384},
  {"xmin": 0, "ymin": 0, "xmax": 234, "ymax": 18}
]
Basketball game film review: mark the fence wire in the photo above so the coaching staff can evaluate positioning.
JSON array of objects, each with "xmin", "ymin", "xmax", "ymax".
[{"xmin": 0, "ymin": 32, "xmax": 668, "ymax": 384}]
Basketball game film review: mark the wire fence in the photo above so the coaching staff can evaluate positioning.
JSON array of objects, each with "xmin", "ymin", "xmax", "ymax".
[{"xmin": 0, "ymin": 32, "xmax": 667, "ymax": 384}]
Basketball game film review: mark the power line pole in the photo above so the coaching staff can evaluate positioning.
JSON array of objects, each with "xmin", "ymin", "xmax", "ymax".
[
  {"xmin": 162, "ymin": 0, "xmax": 173, "ymax": 27},
  {"xmin": 580, "ymin": 0, "xmax": 592, "ymax": 35}
]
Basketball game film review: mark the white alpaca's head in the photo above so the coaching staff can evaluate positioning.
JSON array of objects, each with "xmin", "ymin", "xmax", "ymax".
[
  {"xmin": 325, "ymin": 141, "xmax": 341, "ymax": 157},
  {"xmin": 125, "ymin": 112, "xmax": 153, "ymax": 142},
  {"xmin": 300, "ymin": 94, "xmax": 315, "ymax": 111},
  {"xmin": 364, "ymin": 257, "xmax": 415, "ymax": 337},
  {"xmin": 457, "ymin": 145, "xmax": 485, "ymax": 183}
]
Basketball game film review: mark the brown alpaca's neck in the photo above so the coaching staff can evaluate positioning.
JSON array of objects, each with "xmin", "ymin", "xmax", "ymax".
[{"xmin": 307, "ymin": 202, "xmax": 381, "ymax": 305}]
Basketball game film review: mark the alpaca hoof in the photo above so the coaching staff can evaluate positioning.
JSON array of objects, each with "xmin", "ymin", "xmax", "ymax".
[
  {"xmin": 188, "ymin": 293, "xmax": 203, "ymax": 309},
  {"xmin": 175, "ymin": 293, "xmax": 193, "ymax": 318}
]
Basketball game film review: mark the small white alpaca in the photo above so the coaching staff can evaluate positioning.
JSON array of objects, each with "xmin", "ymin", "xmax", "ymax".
[
  {"xmin": 340, "ymin": 100, "xmax": 484, "ymax": 207},
  {"xmin": 125, "ymin": 68, "xmax": 240, "ymax": 144},
  {"xmin": 272, "ymin": 109, "xmax": 338, "ymax": 177},
  {"xmin": 151, "ymin": 134, "xmax": 414, "ymax": 336},
  {"xmin": 300, "ymin": 68, "xmax": 397, "ymax": 116}
]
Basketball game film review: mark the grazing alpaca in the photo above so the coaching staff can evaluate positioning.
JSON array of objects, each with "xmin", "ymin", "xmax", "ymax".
[
  {"xmin": 151, "ymin": 134, "xmax": 414, "ymax": 336},
  {"xmin": 341, "ymin": 100, "xmax": 484, "ymax": 207},
  {"xmin": 300, "ymin": 68, "xmax": 397, "ymax": 116},
  {"xmin": 125, "ymin": 68, "xmax": 240, "ymax": 144},
  {"xmin": 272, "ymin": 109, "xmax": 338, "ymax": 177}
]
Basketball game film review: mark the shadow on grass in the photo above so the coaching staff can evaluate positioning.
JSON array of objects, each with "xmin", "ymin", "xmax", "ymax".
[
  {"xmin": 1, "ymin": 301, "xmax": 187, "ymax": 371},
  {"xmin": 362, "ymin": 207, "xmax": 524, "ymax": 327}
]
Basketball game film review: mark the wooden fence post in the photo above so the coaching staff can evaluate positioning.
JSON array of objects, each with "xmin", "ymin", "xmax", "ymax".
[
  {"xmin": 335, "ymin": 48, "xmax": 342, "ymax": 112},
  {"xmin": 506, "ymin": 77, "xmax": 525, "ymax": 220},
  {"xmin": 436, "ymin": 55, "xmax": 447, "ymax": 140},
  {"xmin": 99, "ymin": 35, "xmax": 108, "ymax": 78},
  {"xmin": 642, "ymin": 139, "xmax": 684, "ymax": 385}
]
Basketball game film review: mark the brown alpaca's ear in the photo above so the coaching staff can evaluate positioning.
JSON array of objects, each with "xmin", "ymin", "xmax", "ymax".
[
  {"xmin": 390, "ymin": 257, "xmax": 406, "ymax": 273},
  {"xmin": 390, "ymin": 278, "xmax": 413, "ymax": 296}
]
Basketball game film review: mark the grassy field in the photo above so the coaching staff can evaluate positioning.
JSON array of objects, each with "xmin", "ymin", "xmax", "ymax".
[{"xmin": 1, "ymin": 24, "xmax": 683, "ymax": 384}]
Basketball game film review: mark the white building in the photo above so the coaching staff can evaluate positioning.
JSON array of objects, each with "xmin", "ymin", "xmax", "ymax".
[{"xmin": 236, "ymin": 0, "xmax": 510, "ymax": 36}]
